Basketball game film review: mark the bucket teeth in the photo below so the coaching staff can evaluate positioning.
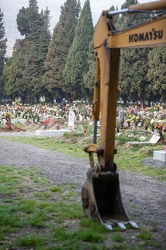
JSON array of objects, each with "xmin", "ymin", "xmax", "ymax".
[
  {"xmin": 117, "ymin": 222, "xmax": 126, "ymax": 230},
  {"xmin": 101, "ymin": 220, "xmax": 138, "ymax": 230},
  {"xmin": 129, "ymin": 221, "xmax": 139, "ymax": 229},
  {"xmin": 102, "ymin": 222, "xmax": 113, "ymax": 230}
]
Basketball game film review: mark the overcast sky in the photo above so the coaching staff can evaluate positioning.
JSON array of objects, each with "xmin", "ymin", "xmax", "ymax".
[{"xmin": 1, "ymin": 0, "xmax": 154, "ymax": 56}]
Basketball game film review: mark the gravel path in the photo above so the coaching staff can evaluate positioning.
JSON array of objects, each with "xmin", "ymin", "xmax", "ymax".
[
  {"xmin": 0, "ymin": 134, "xmax": 166, "ymax": 247},
  {"xmin": 0, "ymin": 136, "xmax": 89, "ymax": 190}
]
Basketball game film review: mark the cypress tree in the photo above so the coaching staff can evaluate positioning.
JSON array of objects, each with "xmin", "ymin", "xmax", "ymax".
[
  {"xmin": 43, "ymin": 0, "xmax": 80, "ymax": 102},
  {"xmin": 83, "ymin": 39, "xmax": 95, "ymax": 104},
  {"xmin": 147, "ymin": 47, "xmax": 166, "ymax": 102},
  {"xmin": 63, "ymin": 0, "xmax": 93, "ymax": 101},
  {"xmin": 15, "ymin": 0, "xmax": 51, "ymax": 103},
  {"xmin": 17, "ymin": 7, "xmax": 30, "ymax": 36},
  {"xmin": 24, "ymin": 0, "xmax": 51, "ymax": 102},
  {"xmin": 3, "ymin": 43, "xmax": 20, "ymax": 100},
  {"xmin": 0, "ymin": 8, "xmax": 7, "ymax": 99}
]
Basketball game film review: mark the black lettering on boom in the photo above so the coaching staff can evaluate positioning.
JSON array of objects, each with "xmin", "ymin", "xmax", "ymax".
[{"xmin": 129, "ymin": 29, "xmax": 163, "ymax": 43}]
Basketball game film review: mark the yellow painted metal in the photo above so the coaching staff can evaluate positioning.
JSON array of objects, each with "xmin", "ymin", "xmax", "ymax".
[
  {"xmin": 94, "ymin": 12, "xmax": 110, "ymax": 50},
  {"xmin": 94, "ymin": 46, "xmax": 120, "ymax": 170},
  {"xmin": 129, "ymin": 0, "xmax": 166, "ymax": 11},
  {"xmin": 107, "ymin": 16, "xmax": 166, "ymax": 49},
  {"xmin": 94, "ymin": 2, "xmax": 166, "ymax": 50},
  {"xmin": 92, "ymin": 58, "xmax": 100, "ymax": 121}
]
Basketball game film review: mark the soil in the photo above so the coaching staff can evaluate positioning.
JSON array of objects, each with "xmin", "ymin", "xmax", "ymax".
[{"xmin": 0, "ymin": 125, "xmax": 166, "ymax": 249}]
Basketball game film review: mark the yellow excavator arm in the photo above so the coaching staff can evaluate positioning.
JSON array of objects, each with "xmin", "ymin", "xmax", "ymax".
[
  {"xmin": 82, "ymin": 0, "xmax": 166, "ymax": 230},
  {"xmin": 93, "ymin": 0, "xmax": 166, "ymax": 171}
]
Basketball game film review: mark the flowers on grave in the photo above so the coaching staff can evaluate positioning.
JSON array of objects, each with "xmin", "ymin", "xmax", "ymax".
[
  {"xmin": 141, "ymin": 115, "xmax": 146, "ymax": 123},
  {"xmin": 144, "ymin": 118, "xmax": 150, "ymax": 130},
  {"xmin": 126, "ymin": 115, "xmax": 132, "ymax": 127},
  {"xmin": 149, "ymin": 118, "xmax": 155, "ymax": 131},
  {"xmin": 154, "ymin": 122, "xmax": 163, "ymax": 133},
  {"xmin": 128, "ymin": 133, "xmax": 134, "ymax": 138},
  {"xmin": 134, "ymin": 115, "xmax": 141, "ymax": 127},
  {"xmin": 154, "ymin": 122, "xmax": 165, "ymax": 142},
  {"xmin": 4, "ymin": 113, "xmax": 11, "ymax": 121},
  {"xmin": 139, "ymin": 136, "xmax": 146, "ymax": 141}
]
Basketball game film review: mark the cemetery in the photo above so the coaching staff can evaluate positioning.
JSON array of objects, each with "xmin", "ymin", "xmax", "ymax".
[
  {"xmin": 0, "ymin": 102, "xmax": 166, "ymax": 134},
  {"xmin": 0, "ymin": 101, "xmax": 166, "ymax": 163}
]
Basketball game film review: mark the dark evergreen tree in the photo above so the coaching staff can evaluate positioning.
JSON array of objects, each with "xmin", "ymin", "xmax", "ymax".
[
  {"xmin": 83, "ymin": 39, "xmax": 95, "ymax": 104},
  {"xmin": 63, "ymin": 0, "xmax": 93, "ymax": 101},
  {"xmin": 0, "ymin": 8, "xmax": 7, "ymax": 99},
  {"xmin": 43, "ymin": 0, "xmax": 80, "ymax": 102},
  {"xmin": 3, "ymin": 43, "xmax": 20, "ymax": 100},
  {"xmin": 117, "ymin": 0, "xmax": 151, "ymax": 106},
  {"xmin": 17, "ymin": 7, "xmax": 30, "ymax": 36},
  {"xmin": 14, "ymin": 0, "xmax": 51, "ymax": 103},
  {"xmin": 147, "ymin": 47, "xmax": 166, "ymax": 102},
  {"xmin": 25, "ymin": 1, "xmax": 51, "ymax": 102},
  {"xmin": 4, "ymin": 39, "xmax": 30, "ymax": 103}
]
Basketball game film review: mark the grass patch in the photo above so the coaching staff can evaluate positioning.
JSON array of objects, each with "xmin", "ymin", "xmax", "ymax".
[
  {"xmin": 137, "ymin": 228, "xmax": 153, "ymax": 240},
  {"xmin": 80, "ymin": 218, "xmax": 109, "ymax": 233},
  {"xmin": 16, "ymin": 199, "xmax": 37, "ymax": 213},
  {"xmin": 50, "ymin": 186, "xmax": 62, "ymax": 192},
  {"xmin": 0, "ymin": 164, "xmax": 164, "ymax": 249},
  {"xmin": 0, "ymin": 204, "xmax": 22, "ymax": 227},
  {"xmin": 16, "ymin": 235, "xmax": 46, "ymax": 247},
  {"xmin": 111, "ymin": 233, "xmax": 124, "ymax": 242},
  {"xmin": 51, "ymin": 226, "xmax": 104, "ymax": 243},
  {"xmin": 0, "ymin": 165, "xmax": 94, "ymax": 249},
  {"xmin": 115, "ymin": 145, "xmax": 165, "ymax": 181}
]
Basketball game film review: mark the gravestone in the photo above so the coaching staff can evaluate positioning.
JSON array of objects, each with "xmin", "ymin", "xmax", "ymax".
[
  {"xmin": 68, "ymin": 110, "xmax": 75, "ymax": 130},
  {"xmin": 149, "ymin": 134, "xmax": 160, "ymax": 143},
  {"xmin": 153, "ymin": 150, "xmax": 166, "ymax": 162}
]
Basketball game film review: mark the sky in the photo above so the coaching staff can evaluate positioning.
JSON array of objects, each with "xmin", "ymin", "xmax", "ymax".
[{"xmin": 1, "ymin": 0, "xmax": 154, "ymax": 56}]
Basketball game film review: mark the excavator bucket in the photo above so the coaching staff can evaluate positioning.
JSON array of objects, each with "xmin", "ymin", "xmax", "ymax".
[{"xmin": 82, "ymin": 169, "xmax": 138, "ymax": 230}]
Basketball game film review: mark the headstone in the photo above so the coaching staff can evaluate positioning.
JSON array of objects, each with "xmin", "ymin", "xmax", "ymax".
[
  {"xmin": 79, "ymin": 114, "xmax": 83, "ymax": 121},
  {"xmin": 35, "ymin": 130, "xmax": 71, "ymax": 137},
  {"xmin": 149, "ymin": 134, "xmax": 160, "ymax": 143},
  {"xmin": 153, "ymin": 150, "xmax": 166, "ymax": 162},
  {"xmin": 68, "ymin": 110, "xmax": 75, "ymax": 130}
]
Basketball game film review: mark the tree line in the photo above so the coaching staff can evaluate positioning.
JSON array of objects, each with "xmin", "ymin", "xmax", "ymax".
[{"xmin": 0, "ymin": 0, "xmax": 165, "ymax": 106}]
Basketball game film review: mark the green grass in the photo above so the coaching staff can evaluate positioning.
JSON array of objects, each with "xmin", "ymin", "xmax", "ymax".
[
  {"xmin": 0, "ymin": 164, "xmax": 108, "ymax": 249},
  {"xmin": 114, "ymin": 144, "xmax": 165, "ymax": 181},
  {"xmin": 111, "ymin": 233, "xmax": 125, "ymax": 242},
  {"xmin": 16, "ymin": 235, "xmax": 46, "ymax": 247},
  {"xmin": 137, "ymin": 228, "xmax": 153, "ymax": 240},
  {"xmin": 50, "ymin": 186, "xmax": 62, "ymax": 192},
  {"xmin": 0, "ymin": 164, "xmax": 164, "ymax": 249}
]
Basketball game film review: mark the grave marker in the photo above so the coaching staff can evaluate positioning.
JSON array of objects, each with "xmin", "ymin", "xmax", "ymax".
[{"xmin": 68, "ymin": 110, "xmax": 75, "ymax": 130}]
